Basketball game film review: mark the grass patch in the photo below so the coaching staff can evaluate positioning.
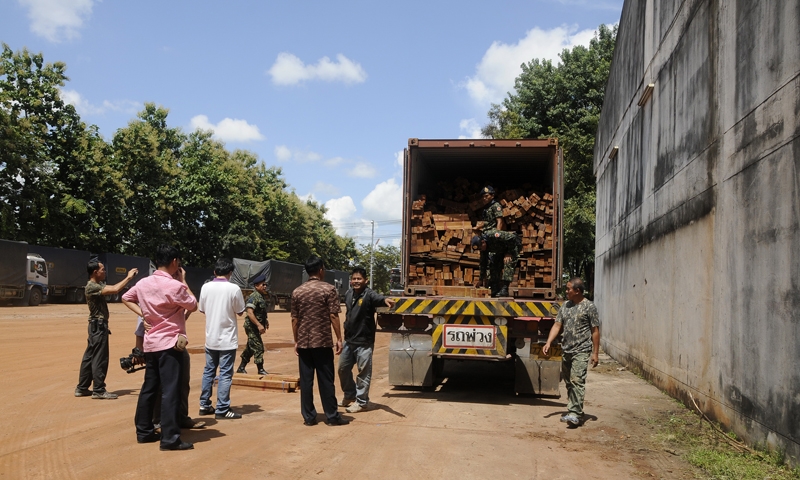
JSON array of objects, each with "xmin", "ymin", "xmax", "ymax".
[{"xmin": 652, "ymin": 407, "xmax": 800, "ymax": 480}]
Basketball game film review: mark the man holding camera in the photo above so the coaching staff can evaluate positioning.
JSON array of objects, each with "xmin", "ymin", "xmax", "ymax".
[{"xmin": 121, "ymin": 244, "xmax": 197, "ymax": 451}]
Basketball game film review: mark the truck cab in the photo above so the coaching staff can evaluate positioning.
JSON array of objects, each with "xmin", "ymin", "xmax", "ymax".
[{"xmin": 26, "ymin": 253, "xmax": 49, "ymax": 306}]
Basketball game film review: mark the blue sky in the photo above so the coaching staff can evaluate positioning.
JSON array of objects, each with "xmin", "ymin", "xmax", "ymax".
[{"xmin": 2, "ymin": 0, "xmax": 622, "ymax": 246}]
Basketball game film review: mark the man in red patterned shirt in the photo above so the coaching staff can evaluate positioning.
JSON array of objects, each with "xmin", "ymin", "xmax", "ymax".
[{"xmin": 291, "ymin": 256, "xmax": 349, "ymax": 426}]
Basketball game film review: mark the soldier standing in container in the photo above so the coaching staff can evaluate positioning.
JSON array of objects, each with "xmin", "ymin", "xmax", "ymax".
[
  {"xmin": 237, "ymin": 273, "xmax": 269, "ymax": 375},
  {"xmin": 477, "ymin": 185, "xmax": 520, "ymax": 297},
  {"xmin": 75, "ymin": 260, "xmax": 138, "ymax": 399},
  {"xmin": 543, "ymin": 277, "xmax": 600, "ymax": 427},
  {"xmin": 337, "ymin": 266, "xmax": 395, "ymax": 413}
]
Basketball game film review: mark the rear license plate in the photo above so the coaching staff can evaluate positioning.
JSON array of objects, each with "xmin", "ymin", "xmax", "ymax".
[{"xmin": 442, "ymin": 324, "xmax": 497, "ymax": 349}]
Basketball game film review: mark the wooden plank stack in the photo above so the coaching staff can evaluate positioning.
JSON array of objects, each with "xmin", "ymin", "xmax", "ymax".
[{"xmin": 407, "ymin": 180, "xmax": 557, "ymax": 298}]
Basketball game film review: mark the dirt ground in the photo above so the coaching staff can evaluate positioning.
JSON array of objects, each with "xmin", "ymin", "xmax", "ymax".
[{"xmin": 0, "ymin": 302, "xmax": 702, "ymax": 479}]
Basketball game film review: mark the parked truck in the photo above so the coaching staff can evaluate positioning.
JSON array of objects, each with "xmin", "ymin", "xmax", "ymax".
[
  {"xmin": 231, "ymin": 258, "xmax": 305, "ymax": 311},
  {"xmin": 303, "ymin": 269, "xmax": 350, "ymax": 301},
  {"xmin": 28, "ymin": 245, "xmax": 91, "ymax": 303},
  {"xmin": 0, "ymin": 239, "xmax": 49, "ymax": 306},
  {"xmin": 97, "ymin": 252, "xmax": 154, "ymax": 302},
  {"xmin": 377, "ymin": 138, "xmax": 565, "ymax": 395}
]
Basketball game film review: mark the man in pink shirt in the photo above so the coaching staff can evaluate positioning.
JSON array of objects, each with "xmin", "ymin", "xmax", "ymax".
[{"xmin": 122, "ymin": 245, "xmax": 197, "ymax": 451}]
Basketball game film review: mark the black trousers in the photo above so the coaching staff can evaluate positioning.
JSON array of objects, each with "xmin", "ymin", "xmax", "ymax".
[
  {"xmin": 76, "ymin": 320, "xmax": 109, "ymax": 393},
  {"xmin": 135, "ymin": 348, "xmax": 183, "ymax": 447},
  {"xmin": 297, "ymin": 347, "xmax": 341, "ymax": 423},
  {"xmin": 153, "ymin": 349, "xmax": 191, "ymax": 426}
]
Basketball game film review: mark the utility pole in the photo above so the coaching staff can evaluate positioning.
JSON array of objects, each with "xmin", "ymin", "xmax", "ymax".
[{"xmin": 369, "ymin": 220, "xmax": 374, "ymax": 288}]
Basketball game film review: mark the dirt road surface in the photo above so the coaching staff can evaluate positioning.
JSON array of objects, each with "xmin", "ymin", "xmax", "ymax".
[{"xmin": 0, "ymin": 303, "xmax": 699, "ymax": 479}]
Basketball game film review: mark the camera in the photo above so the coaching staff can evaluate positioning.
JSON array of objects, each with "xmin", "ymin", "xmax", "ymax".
[{"xmin": 120, "ymin": 347, "xmax": 145, "ymax": 373}]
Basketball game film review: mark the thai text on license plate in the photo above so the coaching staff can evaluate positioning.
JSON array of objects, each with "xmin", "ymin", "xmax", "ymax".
[{"xmin": 442, "ymin": 324, "xmax": 496, "ymax": 349}]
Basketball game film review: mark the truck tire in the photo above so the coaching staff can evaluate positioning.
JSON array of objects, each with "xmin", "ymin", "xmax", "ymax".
[
  {"xmin": 268, "ymin": 295, "xmax": 278, "ymax": 313},
  {"xmin": 28, "ymin": 288, "xmax": 42, "ymax": 306},
  {"xmin": 75, "ymin": 289, "xmax": 86, "ymax": 304}
]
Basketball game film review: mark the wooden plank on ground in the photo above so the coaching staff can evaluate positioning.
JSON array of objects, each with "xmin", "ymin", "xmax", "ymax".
[{"xmin": 232, "ymin": 373, "xmax": 299, "ymax": 392}]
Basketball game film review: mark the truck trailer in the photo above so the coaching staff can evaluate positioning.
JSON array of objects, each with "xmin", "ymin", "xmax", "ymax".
[
  {"xmin": 231, "ymin": 258, "xmax": 305, "ymax": 311},
  {"xmin": 97, "ymin": 253, "xmax": 154, "ymax": 302},
  {"xmin": 377, "ymin": 138, "xmax": 565, "ymax": 395}
]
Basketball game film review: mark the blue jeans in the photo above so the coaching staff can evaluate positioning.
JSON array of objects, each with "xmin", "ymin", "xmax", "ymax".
[
  {"xmin": 337, "ymin": 342, "xmax": 373, "ymax": 406},
  {"xmin": 200, "ymin": 348, "xmax": 236, "ymax": 414}
]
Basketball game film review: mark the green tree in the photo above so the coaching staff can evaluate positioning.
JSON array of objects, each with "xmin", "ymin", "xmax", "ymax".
[
  {"xmin": 482, "ymin": 24, "xmax": 617, "ymax": 290},
  {"xmin": 0, "ymin": 44, "xmax": 78, "ymax": 243},
  {"xmin": 352, "ymin": 244, "xmax": 400, "ymax": 294},
  {"xmin": 111, "ymin": 103, "xmax": 184, "ymax": 256}
]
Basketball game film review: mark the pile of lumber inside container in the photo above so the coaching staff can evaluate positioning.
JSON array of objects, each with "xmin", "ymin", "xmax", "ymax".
[{"xmin": 407, "ymin": 178, "xmax": 555, "ymax": 297}]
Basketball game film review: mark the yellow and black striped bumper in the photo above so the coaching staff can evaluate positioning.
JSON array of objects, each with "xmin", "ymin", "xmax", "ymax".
[{"xmin": 390, "ymin": 297, "xmax": 560, "ymax": 318}]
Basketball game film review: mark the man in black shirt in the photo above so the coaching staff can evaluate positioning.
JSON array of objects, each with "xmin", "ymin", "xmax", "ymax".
[{"xmin": 337, "ymin": 266, "xmax": 395, "ymax": 413}]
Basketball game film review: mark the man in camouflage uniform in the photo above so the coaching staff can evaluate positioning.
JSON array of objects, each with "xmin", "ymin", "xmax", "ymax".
[
  {"xmin": 474, "ymin": 185, "xmax": 520, "ymax": 297},
  {"xmin": 236, "ymin": 273, "xmax": 270, "ymax": 375},
  {"xmin": 543, "ymin": 277, "xmax": 600, "ymax": 426}
]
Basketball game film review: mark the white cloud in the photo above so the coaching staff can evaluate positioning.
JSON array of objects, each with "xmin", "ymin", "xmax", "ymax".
[
  {"xmin": 273, "ymin": 145, "xmax": 322, "ymax": 163},
  {"xmin": 458, "ymin": 118, "xmax": 484, "ymax": 139},
  {"xmin": 297, "ymin": 192, "xmax": 316, "ymax": 203},
  {"xmin": 362, "ymin": 178, "xmax": 402, "ymax": 221},
  {"xmin": 313, "ymin": 182, "xmax": 339, "ymax": 197},
  {"xmin": 20, "ymin": 0, "xmax": 94, "ymax": 42},
  {"xmin": 267, "ymin": 52, "xmax": 367, "ymax": 86},
  {"xmin": 324, "ymin": 156, "xmax": 347, "ymax": 167},
  {"xmin": 275, "ymin": 145, "xmax": 292, "ymax": 161},
  {"xmin": 464, "ymin": 25, "xmax": 598, "ymax": 106},
  {"xmin": 348, "ymin": 162, "xmax": 378, "ymax": 178},
  {"xmin": 395, "ymin": 150, "xmax": 404, "ymax": 168},
  {"xmin": 324, "ymin": 196, "xmax": 358, "ymax": 234},
  {"xmin": 60, "ymin": 89, "xmax": 140, "ymax": 116},
  {"xmin": 190, "ymin": 115, "xmax": 264, "ymax": 142}
]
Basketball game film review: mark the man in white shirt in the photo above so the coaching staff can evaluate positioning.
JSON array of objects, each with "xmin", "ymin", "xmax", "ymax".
[{"xmin": 198, "ymin": 258, "xmax": 245, "ymax": 419}]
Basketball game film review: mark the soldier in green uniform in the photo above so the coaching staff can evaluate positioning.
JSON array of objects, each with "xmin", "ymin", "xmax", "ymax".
[
  {"xmin": 236, "ymin": 273, "xmax": 269, "ymax": 375},
  {"xmin": 474, "ymin": 185, "xmax": 520, "ymax": 297},
  {"xmin": 543, "ymin": 277, "xmax": 600, "ymax": 427}
]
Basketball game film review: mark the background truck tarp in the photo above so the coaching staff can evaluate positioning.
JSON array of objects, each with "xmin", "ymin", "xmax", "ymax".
[
  {"xmin": 231, "ymin": 259, "xmax": 304, "ymax": 295},
  {"xmin": 97, "ymin": 253, "xmax": 153, "ymax": 288},
  {"xmin": 302, "ymin": 269, "xmax": 350, "ymax": 297},
  {"xmin": 184, "ymin": 266, "xmax": 214, "ymax": 297},
  {"xmin": 0, "ymin": 239, "xmax": 28, "ymax": 287},
  {"xmin": 28, "ymin": 245, "xmax": 91, "ymax": 288}
]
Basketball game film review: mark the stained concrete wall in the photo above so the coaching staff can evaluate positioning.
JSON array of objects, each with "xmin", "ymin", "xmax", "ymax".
[{"xmin": 594, "ymin": 0, "xmax": 800, "ymax": 462}]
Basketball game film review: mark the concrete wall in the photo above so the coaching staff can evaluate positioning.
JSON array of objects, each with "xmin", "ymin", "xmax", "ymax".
[{"xmin": 594, "ymin": 0, "xmax": 800, "ymax": 461}]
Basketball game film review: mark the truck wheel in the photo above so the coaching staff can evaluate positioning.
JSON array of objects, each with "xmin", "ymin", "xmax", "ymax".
[
  {"xmin": 75, "ymin": 289, "xmax": 86, "ymax": 304},
  {"xmin": 268, "ymin": 295, "xmax": 278, "ymax": 313},
  {"xmin": 28, "ymin": 288, "xmax": 42, "ymax": 306}
]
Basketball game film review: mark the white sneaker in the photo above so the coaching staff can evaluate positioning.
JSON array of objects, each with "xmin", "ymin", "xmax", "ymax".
[
  {"xmin": 346, "ymin": 403, "xmax": 368, "ymax": 413},
  {"xmin": 338, "ymin": 398, "xmax": 355, "ymax": 408}
]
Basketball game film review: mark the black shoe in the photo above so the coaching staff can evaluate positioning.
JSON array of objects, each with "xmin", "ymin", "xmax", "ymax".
[
  {"xmin": 236, "ymin": 365, "xmax": 247, "ymax": 374},
  {"xmin": 257, "ymin": 366, "xmax": 268, "ymax": 375},
  {"xmin": 137, "ymin": 432, "xmax": 161, "ymax": 444},
  {"xmin": 198, "ymin": 406, "xmax": 215, "ymax": 416},
  {"xmin": 160, "ymin": 441, "xmax": 194, "ymax": 451},
  {"xmin": 215, "ymin": 410, "xmax": 242, "ymax": 419},
  {"xmin": 303, "ymin": 418, "xmax": 318, "ymax": 426},
  {"xmin": 180, "ymin": 420, "xmax": 206, "ymax": 429},
  {"xmin": 494, "ymin": 285, "xmax": 509, "ymax": 297},
  {"xmin": 324, "ymin": 416, "xmax": 350, "ymax": 426}
]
